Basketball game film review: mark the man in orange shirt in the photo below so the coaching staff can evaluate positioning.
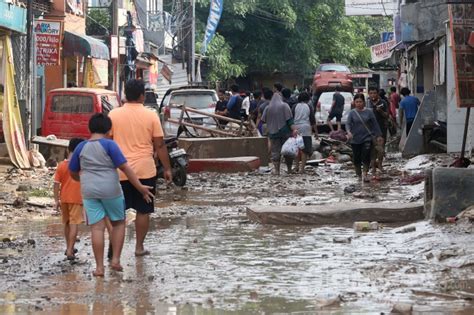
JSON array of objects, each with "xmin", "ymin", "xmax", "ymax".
[
  {"xmin": 54, "ymin": 138, "xmax": 84, "ymax": 260},
  {"xmin": 109, "ymin": 79, "xmax": 172, "ymax": 256}
]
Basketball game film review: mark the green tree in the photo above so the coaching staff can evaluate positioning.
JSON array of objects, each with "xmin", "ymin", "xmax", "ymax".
[
  {"xmin": 86, "ymin": 8, "xmax": 112, "ymax": 36},
  {"xmin": 195, "ymin": 0, "xmax": 392, "ymax": 80},
  {"xmin": 197, "ymin": 34, "xmax": 246, "ymax": 83}
]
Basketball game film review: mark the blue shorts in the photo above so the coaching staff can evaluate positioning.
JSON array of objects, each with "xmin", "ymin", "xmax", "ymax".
[{"xmin": 83, "ymin": 196, "xmax": 126, "ymax": 226}]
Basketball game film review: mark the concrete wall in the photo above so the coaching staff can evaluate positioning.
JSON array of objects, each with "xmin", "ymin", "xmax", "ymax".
[
  {"xmin": 446, "ymin": 27, "xmax": 474, "ymax": 155},
  {"xmin": 401, "ymin": 1, "xmax": 448, "ymax": 42},
  {"xmin": 178, "ymin": 137, "xmax": 270, "ymax": 166}
]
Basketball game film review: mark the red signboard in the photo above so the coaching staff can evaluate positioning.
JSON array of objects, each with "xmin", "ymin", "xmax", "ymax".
[
  {"xmin": 449, "ymin": 4, "xmax": 474, "ymax": 108},
  {"xmin": 34, "ymin": 20, "xmax": 63, "ymax": 66}
]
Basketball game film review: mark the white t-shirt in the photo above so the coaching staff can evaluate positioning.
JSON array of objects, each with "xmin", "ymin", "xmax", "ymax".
[{"xmin": 242, "ymin": 96, "xmax": 250, "ymax": 115}]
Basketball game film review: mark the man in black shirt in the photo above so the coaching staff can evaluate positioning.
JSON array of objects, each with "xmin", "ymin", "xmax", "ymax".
[
  {"xmin": 215, "ymin": 88, "xmax": 228, "ymax": 128},
  {"xmin": 327, "ymin": 87, "xmax": 345, "ymax": 131},
  {"xmin": 367, "ymin": 86, "xmax": 389, "ymax": 141}
]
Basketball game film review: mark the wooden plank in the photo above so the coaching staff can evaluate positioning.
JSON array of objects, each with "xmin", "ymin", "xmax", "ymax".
[
  {"xmin": 175, "ymin": 105, "xmax": 247, "ymax": 125},
  {"xmin": 167, "ymin": 119, "xmax": 236, "ymax": 137},
  {"xmin": 31, "ymin": 136, "xmax": 69, "ymax": 148},
  {"xmin": 247, "ymin": 203, "xmax": 425, "ymax": 225}
]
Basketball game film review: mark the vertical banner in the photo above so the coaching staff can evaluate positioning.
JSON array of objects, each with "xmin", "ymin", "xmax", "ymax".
[
  {"xmin": 201, "ymin": 0, "xmax": 224, "ymax": 55},
  {"xmin": 449, "ymin": 4, "xmax": 474, "ymax": 108},
  {"xmin": 34, "ymin": 20, "xmax": 63, "ymax": 66},
  {"xmin": 1, "ymin": 36, "xmax": 31, "ymax": 168}
]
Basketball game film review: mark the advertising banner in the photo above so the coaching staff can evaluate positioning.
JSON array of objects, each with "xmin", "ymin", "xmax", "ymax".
[
  {"xmin": 381, "ymin": 32, "xmax": 394, "ymax": 43},
  {"xmin": 34, "ymin": 20, "xmax": 63, "ymax": 66},
  {"xmin": 201, "ymin": 0, "xmax": 224, "ymax": 54},
  {"xmin": 449, "ymin": 4, "xmax": 474, "ymax": 108},
  {"xmin": 0, "ymin": 36, "xmax": 31, "ymax": 168},
  {"xmin": 370, "ymin": 39, "xmax": 396, "ymax": 64}
]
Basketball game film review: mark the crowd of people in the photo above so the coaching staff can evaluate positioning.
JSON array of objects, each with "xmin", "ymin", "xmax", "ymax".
[
  {"xmin": 214, "ymin": 82, "xmax": 420, "ymax": 180},
  {"xmin": 215, "ymin": 83, "xmax": 318, "ymax": 175},
  {"xmin": 53, "ymin": 79, "xmax": 421, "ymax": 276}
]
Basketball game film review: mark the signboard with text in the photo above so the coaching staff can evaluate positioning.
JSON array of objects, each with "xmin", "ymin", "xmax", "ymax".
[
  {"xmin": 449, "ymin": 4, "xmax": 474, "ymax": 108},
  {"xmin": 34, "ymin": 20, "xmax": 63, "ymax": 66},
  {"xmin": 370, "ymin": 39, "xmax": 396, "ymax": 64},
  {"xmin": 345, "ymin": 0, "xmax": 397, "ymax": 16},
  {"xmin": 0, "ymin": 1, "xmax": 27, "ymax": 34}
]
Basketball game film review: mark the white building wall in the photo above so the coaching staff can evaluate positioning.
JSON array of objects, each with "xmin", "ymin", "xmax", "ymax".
[{"xmin": 446, "ymin": 27, "xmax": 474, "ymax": 155}]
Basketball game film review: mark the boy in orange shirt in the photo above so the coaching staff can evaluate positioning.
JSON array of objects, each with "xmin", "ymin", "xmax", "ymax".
[{"xmin": 54, "ymin": 138, "xmax": 84, "ymax": 260}]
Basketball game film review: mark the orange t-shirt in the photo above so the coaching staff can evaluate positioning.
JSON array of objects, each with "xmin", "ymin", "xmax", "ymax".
[
  {"xmin": 109, "ymin": 103, "xmax": 164, "ymax": 181},
  {"xmin": 54, "ymin": 160, "xmax": 82, "ymax": 204}
]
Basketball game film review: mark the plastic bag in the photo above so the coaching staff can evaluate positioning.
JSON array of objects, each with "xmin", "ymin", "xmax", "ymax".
[
  {"xmin": 281, "ymin": 136, "xmax": 303, "ymax": 157},
  {"xmin": 295, "ymin": 135, "xmax": 305, "ymax": 149}
]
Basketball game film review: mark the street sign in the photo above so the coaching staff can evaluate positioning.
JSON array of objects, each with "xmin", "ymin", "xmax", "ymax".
[
  {"xmin": 449, "ymin": 4, "xmax": 474, "ymax": 108},
  {"xmin": 370, "ymin": 40, "xmax": 396, "ymax": 64},
  {"xmin": 34, "ymin": 20, "xmax": 63, "ymax": 66}
]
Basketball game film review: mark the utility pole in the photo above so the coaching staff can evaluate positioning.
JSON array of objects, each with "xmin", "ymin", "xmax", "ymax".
[
  {"xmin": 112, "ymin": 1, "xmax": 120, "ymax": 92},
  {"xmin": 26, "ymin": 0, "xmax": 33, "ymax": 146},
  {"xmin": 191, "ymin": 0, "xmax": 196, "ymax": 83}
]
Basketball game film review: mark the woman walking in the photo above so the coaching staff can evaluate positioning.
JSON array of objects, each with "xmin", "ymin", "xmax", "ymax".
[
  {"xmin": 346, "ymin": 94, "xmax": 382, "ymax": 182},
  {"xmin": 292, "ymin": 92, "xmax": 317, "ymax": 173}
]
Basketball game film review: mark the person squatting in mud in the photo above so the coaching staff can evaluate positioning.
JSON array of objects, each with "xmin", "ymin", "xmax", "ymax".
[
  {"xmin": 346, "ymin": 94, "xmax": 383, "ymax": 182},
  {"xmin": 69, "ymin": 113, "xmax": 154, "ymax": 277}
]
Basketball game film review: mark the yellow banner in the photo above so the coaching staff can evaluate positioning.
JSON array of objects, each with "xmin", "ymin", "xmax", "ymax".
[{"xmin": 1, "ymin": 36, "xmax": 30, "ymax": 168}]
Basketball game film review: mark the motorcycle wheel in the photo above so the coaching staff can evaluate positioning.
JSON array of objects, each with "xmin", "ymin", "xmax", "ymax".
[{"xmin": 173, "ymin": 165, "xmax": 187, "ymax": 187}]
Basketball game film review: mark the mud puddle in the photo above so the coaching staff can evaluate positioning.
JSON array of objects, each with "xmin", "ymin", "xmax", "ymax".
[
  {"xmin": 1, "ymin": 153, "xmax": 473, "ymax": 314},
  {"xmin": 1, "ymin": 213, "xmax": 474, "ymax": 314}
]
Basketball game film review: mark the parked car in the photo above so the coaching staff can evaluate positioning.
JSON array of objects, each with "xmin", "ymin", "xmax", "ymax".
[
  {"xmin": 160, "ymin": 86, "xmax": 218, "ymax": 137},
  {"xmin": 312, "ymin": 63, "xmax": 353, "ymax": 93},
  {"xmin": 41, "ymin": 88, "xmax": 120, "ymax": 139},
  {"xmin": 144, "ymin": 90, "xmax": 160, "ymax": 116},
  {"xmin": 315, "ymin": 91, "xmax": 354, "ymax": 131}
]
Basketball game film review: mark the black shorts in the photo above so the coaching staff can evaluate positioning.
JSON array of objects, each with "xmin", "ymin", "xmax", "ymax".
[
  {"xmin": 328, "ymin": 112, "xmax": 342, "ymax": 122},
  {"xmin": 302, "ymin": 136, "xmax": 313, "ymax": 155},
  {"xmin": 120, "ymin": 177, "xmax": 156, "ymax": 214}
]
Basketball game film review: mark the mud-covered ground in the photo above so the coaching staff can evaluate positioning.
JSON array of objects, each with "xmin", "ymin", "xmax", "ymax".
[{"xmin": 1, "ymin": 154, "xmax": 474, "ymax": 314}]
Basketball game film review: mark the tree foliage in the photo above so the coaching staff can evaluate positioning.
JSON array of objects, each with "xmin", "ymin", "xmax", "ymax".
[
  {"xmin": 197, "ymin": 34, "xmax": 246, "ymax": 83},
  {"xmin": 195, "ymin": 0, "xmax": 392, "ymax": 81},
  {"xmin": 86, "ymin": 8, "xmax": 112, "ymax": 36}
]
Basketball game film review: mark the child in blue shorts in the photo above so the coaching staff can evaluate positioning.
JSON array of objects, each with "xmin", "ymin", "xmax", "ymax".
[{"xmin": 69, "ymin": 113, "xmax": 154, "ymax": 277}]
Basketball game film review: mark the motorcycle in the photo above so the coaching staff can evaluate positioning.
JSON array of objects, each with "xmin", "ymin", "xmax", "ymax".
[{"xmin": 156, "ymin": 137, "xmax": 188, "ymax": 186}]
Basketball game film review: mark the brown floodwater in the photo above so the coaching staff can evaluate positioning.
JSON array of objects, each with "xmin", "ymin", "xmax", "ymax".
[{"xmin": 1, "ymin": 154, "xmax": 473, "ymax": 314}]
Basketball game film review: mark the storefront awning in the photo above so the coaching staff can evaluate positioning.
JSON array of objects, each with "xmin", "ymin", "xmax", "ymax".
[{"xmin": 63, "ymin": 31, "xmax": 110, "ymax": 60}]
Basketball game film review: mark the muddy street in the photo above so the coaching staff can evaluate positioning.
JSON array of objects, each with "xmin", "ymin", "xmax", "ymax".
[{"xmin": 1, "ymin": 154, "xmax": 474, "ymax": 314}]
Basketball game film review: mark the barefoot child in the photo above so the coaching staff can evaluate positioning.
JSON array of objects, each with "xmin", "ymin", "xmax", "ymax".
[
  {"xmin": 54, "ymin": 138, "xmax": 85, "ymax": 260},
  {"xmin": 69, "ymin": 113, "xmax": 154, "ymax": 277}
]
